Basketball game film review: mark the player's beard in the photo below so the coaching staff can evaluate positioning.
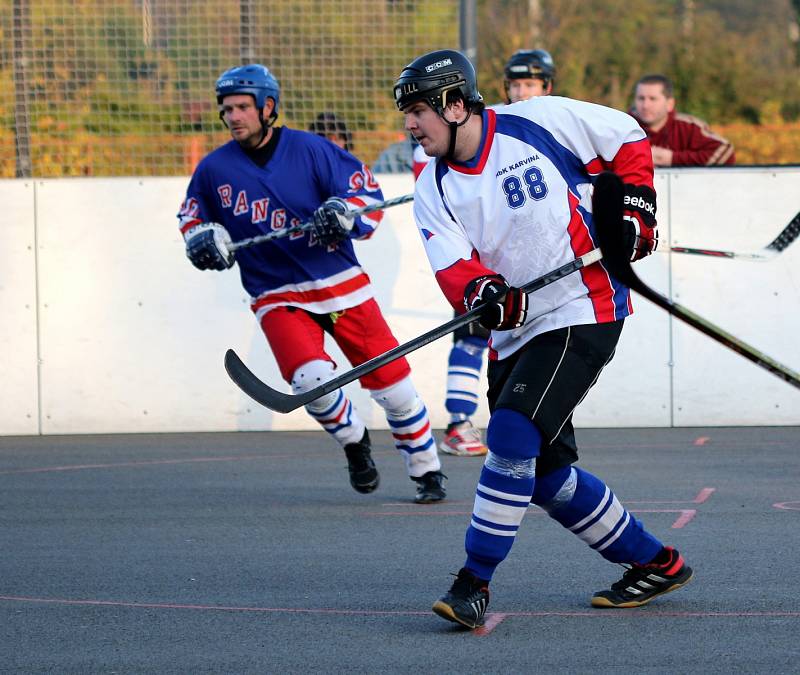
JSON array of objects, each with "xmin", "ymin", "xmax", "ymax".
[{"xmin": 232, "ymin": 124, "xmax": 265, "ymax": 149}]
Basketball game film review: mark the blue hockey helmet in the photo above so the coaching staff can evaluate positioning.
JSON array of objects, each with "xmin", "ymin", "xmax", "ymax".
[
  {"xmin": 215, "ymin": 64, "xmax": 280, "ymax": 123},
  {"xmin": 393, "ymin": 49, "xmax": 483, "ymax": 116}
]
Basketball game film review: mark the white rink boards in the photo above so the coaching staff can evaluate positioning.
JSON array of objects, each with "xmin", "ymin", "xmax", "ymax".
[{"xmin": 0, "ymin": 168, "xmax": 797, "ymax": 435}]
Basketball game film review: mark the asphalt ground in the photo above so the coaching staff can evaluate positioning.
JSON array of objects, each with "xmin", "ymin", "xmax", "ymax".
[{"xmin": 1, "ymin": 427, "xmax": 799, "ymax": 674}]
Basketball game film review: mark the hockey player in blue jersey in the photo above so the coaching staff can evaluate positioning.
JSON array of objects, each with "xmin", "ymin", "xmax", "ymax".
[
  {"xmin": 393, "ymin": 50, "xmax": 692, "ymax": 627},
  {"xmin": 178, "ymin": 64, "xmax": 445, "ymax": 503}
]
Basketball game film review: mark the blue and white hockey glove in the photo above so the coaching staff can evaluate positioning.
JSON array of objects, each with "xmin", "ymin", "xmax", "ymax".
[
  {"xmin": 185, "ymin": 222, "xmax": 235, "ymax": 271},
  {"xmin": 311, "ymin": 197, "xmax": 354, "ymax": 247},
  {"xmin": 464, "ymin": 274, "xmax": 528, "ymax": 331}
]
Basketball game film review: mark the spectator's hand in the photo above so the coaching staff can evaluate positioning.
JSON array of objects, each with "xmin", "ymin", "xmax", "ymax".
[
  {"xmin": 464, "ymin": 275, "xmax": 528, "ymax": 331},
  {"xmin": 185, "ymin": 222, "xmax": 235, "ymax": 270},
  {"xmin": 312, "ymin": 197, "xmax": 353, "ymax": 247},
  {"xmin": 651, "ymin": 145, "xmax": 673, "ymax": 167}
]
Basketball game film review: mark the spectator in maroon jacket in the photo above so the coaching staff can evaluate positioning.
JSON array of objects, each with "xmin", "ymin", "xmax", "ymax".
[{"xmin": 632, "ymin": 74, "xmax": 735, "ymax": 167}]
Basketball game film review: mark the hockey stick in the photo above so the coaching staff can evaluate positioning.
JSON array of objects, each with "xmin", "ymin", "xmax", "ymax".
[
  {"xmin": 594, "ymin": 171, "xmax": 800, "ymax": 390},
  {"xmin": 228, "ymin": 192, "xmax": 415, "ymax": 252},
  {"xmin": 663, "ymin": 210, "xmax": 800, "ymax": 261},
  {"xmin": 224, "ymin": 248, "xmax": 604, "ymax": 412}
]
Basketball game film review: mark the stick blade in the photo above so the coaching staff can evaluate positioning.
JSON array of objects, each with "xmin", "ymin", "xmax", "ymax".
[
  {"xmin": 224, "ymin": 349, "xmax": 304, "ymax": 413},
  {"xmin": 766, "ymin": 210, "xmax": 800, "ymax": 253},
  {"xmin": 593, "ymin": 171, "xmax": 639, "ymax": 288}
]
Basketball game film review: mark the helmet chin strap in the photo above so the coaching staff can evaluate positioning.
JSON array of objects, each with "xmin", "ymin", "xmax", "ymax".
[{"xmin": 444, "ymin": 108, "xmax": 476, "ymax": 161}]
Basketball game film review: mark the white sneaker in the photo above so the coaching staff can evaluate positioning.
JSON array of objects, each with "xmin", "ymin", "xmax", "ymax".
[{"xmin": 439, "ymin": 420, "xmax": 488, "ymax": 457}]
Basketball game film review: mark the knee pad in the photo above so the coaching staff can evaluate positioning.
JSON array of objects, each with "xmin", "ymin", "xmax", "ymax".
[
  {"xmin": 484, "ymin": 408, "xmax": 541, "ymax": 479},
  {"xmin": 370, "ymin": 375, "xmax": 418, "ymax": 417},
  {"xmin": 291, "ymin": 359, "xmax": 338, "ymax": 413},
  {"xmin": 530, "ymin": 465, "xmax": 575, "ymax": 508}
]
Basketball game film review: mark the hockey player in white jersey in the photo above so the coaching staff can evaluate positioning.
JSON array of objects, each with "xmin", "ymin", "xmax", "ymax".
[
  {"xmin": 437, "ymin": 48, "xmax": 559, "ymax": 459},
  {"xmin": 178, "ymin": 64, "xmax": 445, "ymax": 503},
  {"xmin": 393, "ymin": 49, "xmax": 692, "ymax": 627}
]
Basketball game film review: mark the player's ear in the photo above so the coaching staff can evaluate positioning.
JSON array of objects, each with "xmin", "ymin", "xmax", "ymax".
[{"xmin": 444, "ymin": 97, "xmax": 467, "ymax": 122}]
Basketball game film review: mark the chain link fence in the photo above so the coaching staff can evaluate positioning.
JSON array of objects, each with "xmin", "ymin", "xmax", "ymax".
[{"xmin": 1, "ymin": 0, "xmax": 459, "ymax": 177}]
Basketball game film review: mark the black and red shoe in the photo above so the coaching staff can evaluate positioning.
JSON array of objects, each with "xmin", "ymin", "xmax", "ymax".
[{"xmin": 591, "ymin": 546, "xmax": 693, "ymax": 608}]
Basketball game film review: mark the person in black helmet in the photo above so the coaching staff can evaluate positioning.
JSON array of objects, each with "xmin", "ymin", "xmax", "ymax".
[
  {"xmin": 394, "ymin": 49, "xmax": 692, "ymax": 629},
  {"xmin": 309, "ymin": 111, "xmax": 353, "ymax": 152},
  {"xmin": 503, "ymin": 49, "xmax": 555, "ymax": 102},
  {"xmin": 434, "ymin": 48, "xmax": 560, "ymax": 460}
]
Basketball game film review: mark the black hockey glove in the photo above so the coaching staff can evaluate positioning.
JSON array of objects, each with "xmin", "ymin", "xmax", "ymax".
[
  {"xmin": 622, "ymin": 183, "xmax": 658, "ymax": 261},
  {"xmin": 311, "ymin": 197, "xmax": 354, "ymax": 247},
  {"xmin": 185, "ymin": 223, "xmax": 235, "ymax": 271},
  {"xmin": 464, "ymin": 274, "xmax": 528, "ymax": 331}
]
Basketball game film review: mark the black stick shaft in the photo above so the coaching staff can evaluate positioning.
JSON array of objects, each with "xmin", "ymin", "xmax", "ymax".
[
  {"xmin": 224, "ymin": 248, "xmax": 603, "ymax": 413},
  {"xmin": 594, "ymin": 171, "xmax": 799, "ymax": 390}
]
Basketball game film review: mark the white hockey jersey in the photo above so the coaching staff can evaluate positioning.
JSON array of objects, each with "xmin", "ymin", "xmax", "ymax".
[{"xmin": 412, "ymin": 96, "xmax": 656, "ymax": 360}]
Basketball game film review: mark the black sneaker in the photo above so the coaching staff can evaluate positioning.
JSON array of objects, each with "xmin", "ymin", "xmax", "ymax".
[
  {"xmin": 411, "ymin": 470, "xmax": 446, "ymax": 503},
  {"xmin": 591, "ymin": 546, "xmax": 693, "ymax": 608},
  {"xmin": 432, "ymin": 568, "xmax": 490, "ymax": 629},
  {"xmin": 343, "ymin": 430, "xmax": 379, "ymax": 494}
]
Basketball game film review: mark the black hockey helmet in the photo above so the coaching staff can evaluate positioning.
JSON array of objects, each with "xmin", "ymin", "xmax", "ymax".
[
  {"xmin": 309, "ymin": 111, "xmax": 353, "ymax": 151},
  {"xmin": 504, "ymin": 49, "xmax": 556, "ymax": 85},
  {"xmin": 393, "ymin": 49, "xmax": 483, "ymax": 115}
]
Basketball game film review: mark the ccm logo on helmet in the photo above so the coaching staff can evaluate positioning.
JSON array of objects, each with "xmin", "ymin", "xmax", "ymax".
[
  {"xmin": 624, "ymin": 194, "xmax": 656, "ymax": 215},
  {"xmin": 217, "ymin": 79, "xmax": 235, "ymax": 87},
  {"xmin": 425, "ymin": 58, "xmax": 453, "ymax": 72}
]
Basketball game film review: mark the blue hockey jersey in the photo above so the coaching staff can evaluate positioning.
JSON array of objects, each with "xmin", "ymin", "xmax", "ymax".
[{"xmin": 178, "ymin": 128, "xmax": 384, "ymax": 319}]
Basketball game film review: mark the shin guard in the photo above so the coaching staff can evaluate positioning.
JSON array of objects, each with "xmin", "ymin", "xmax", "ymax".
[
  {"xmin": 292, "ymin": 360, "xmax": 365, "ymax": 446},
  {"xmin": 445, "ymin": 337, "xmax": 486, "ymax": 420},
  {"xmin": 531, "ymin": 466, "xmax": 663, "ymax": 565},
  {"xmin": 465, "ymin": 408, "xmax": 541, "ymax": 581},
  {"xmin": 371, "ymin": 376, "xmax": 438, "ymax": 477}
]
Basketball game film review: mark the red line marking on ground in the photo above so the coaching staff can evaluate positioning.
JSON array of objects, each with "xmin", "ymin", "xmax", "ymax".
[
  {"xmin": 694, "ymin": 436, "xmax": 710, "ymax": 446},
  {"xmin": 626, "ymin": 487, "xmax": 715, "ymax": 505},
  {"xmin": 773, "ymin": 501, "xmax": 800, "ymax": 511},
  {"xmin": 693, "ymin": 487, "xmax": 715, "ymax": 504},
  {"xmin": 671, "ymin": 509, "xmax": 697, "ymax": 529},
  {"xmin": 0, "ymin": 453, "xmax": 310, "ymax": 476},
  {"xmin": 628, "ymin": 509, "xmax": 697, "ymax": 529},
  {"xmin": 366, "ymin": 510, "xmax": 547, "ymax": 518},
  {"xmin": 381, "ymin": 501, "xmax": 474, "ymax": 507},
  {"xmin": 1, "ymin": 595, "xmax": 798, "ymax": 619},
  {"xmin": 366, "ymin": 511, "xmax": 474, "ymax": 517},
  {"xmin": 474, "ymin": 613, "xmax": 507, "ymax": 636}
]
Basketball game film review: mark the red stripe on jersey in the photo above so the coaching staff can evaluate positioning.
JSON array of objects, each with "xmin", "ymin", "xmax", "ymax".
[
  {"xmin": 565, "ymin": 191, "xmax": 617, "ymax": 323},
  {"xmin": 446, "ymin": 109, "xmax": 497, "ymax": 175},
  {"xmin": 179, "ymin": 218, "xmax": 203, "ymax": 235},
  {"xmin": 251, "ymin": 272, "xmax": 371, "ymax": 311},
  {"xmin": 609, "ymin": 138, "xmax": 654, "ymax": 188},
  {"xmin": 392, "ymin": 421, "xmax": 431, "ymax": 441},
  {"xmin": 584, "ymin": 157, "xmax": 609, "ymax": 177},
  {"xmin": 434, "ymin": 250, "xmax": 495, "ymax": 312},
  {"xmin": 346, "ymin": 196, "xmax": 384, "ymax": 224}
]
